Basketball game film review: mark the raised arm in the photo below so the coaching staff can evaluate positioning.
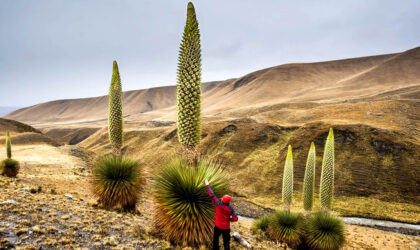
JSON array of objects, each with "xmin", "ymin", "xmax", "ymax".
[{"xmin": 205, "ymin": 179, "xmax": 219, "ymax": 204}]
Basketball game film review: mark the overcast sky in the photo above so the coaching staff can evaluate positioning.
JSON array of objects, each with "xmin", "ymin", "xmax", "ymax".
[{"xmin": 0, "ymin": 0, "xmax": 419, "ymax": 107}]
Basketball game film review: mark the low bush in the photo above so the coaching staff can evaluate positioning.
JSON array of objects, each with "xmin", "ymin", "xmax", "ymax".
[
  {"xmin": 1, "ymin": 158, "xmax": 20, "ymax": 177},
  {"xmin": 267, "ymin": 210, "xmax": 305, "ymax": 247},
  {"xmin": 252, "ymin": 214, "xmax": 270, "ymax": 233},
  {"xmin": 93, "ymin": 155, "xmax": 142, "ymax": 211},
  {"xmin": 305, "ymin": 212, "xmax": 345, "ymax": 250}
]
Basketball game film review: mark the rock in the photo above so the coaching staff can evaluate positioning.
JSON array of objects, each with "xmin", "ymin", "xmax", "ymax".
[
  {"xmin": 3, "ymin": 199, "xmax": 18, "ymax": 204},
  {"xmin": 64, "ymin": 193, "xmax": 73, "ymax": 198},
  {"xmin": 104, "ymin": 236, "xmax": 118, "ymax": 246},
  {"xmin": 32, "ymin": 225, "xmax": 45, "ymax": 234}
]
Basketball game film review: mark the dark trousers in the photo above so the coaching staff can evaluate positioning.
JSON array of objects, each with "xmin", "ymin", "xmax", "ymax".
[{"xmin": 213, "ymin": 226, "xmax": 230, "ymax": 250}]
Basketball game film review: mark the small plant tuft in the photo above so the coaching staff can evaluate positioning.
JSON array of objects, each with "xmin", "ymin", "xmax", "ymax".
[
  {"xmin": 267, "ymin": 210, "xmax": 304, "ymax": 247},
  {"xmin": 93, "ymin": 155, "xmax": 142, "ymax": 211},
  {"xmin": 305, "ymin": 212, "xmax": 345, "ymax": 250},
  {"xmin": 252, "ymin": 215, "xmax": 270, "ymax": 233},
  {"xmin": 1, "ymin": 158, "xmax": 20, "ymax": 177}
]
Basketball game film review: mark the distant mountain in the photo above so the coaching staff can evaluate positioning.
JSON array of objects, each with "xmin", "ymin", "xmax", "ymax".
[
  {"xmin": 0, "ymin": 106, "xmax": 21, "ymax": 117},
  {"xmin": 5, "ymin": 47, "xmax": 420, "ymax": 126}
]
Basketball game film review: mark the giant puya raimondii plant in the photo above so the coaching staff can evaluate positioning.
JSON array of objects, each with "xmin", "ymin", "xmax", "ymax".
[
  {"xmin": 303, "ymin": 142, "xmax": 316, "ymax": 212},
  {"xmin": 282, "ymin": 145, "xmax": 294, "ymax": 210},
  {"xmin": 108, "ymin": 60, "xmax": 124, "ymax": 155},
  {"xmin": 176, "ymin": 2, "xmax": 202, "ymax": 150},
  {"xmin": 320, "ymin": 128, "xmax": 335, "ymax": 211}
]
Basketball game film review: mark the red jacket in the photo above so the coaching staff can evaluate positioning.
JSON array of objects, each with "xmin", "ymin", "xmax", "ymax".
[{"xmin": 206, "ymin": 185, "xmax": 238, "ymax": 230}]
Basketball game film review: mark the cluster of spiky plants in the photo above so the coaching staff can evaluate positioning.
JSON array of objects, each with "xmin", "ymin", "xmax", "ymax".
[
  {"xmin": 93, "ymin": 155, "xmax": 142, "ymax": 211},
  {"xmin": 320, "ymin": 128, "xmax": 335, "ymax": 211},
  {"xmin": 305, "ymin": 212, "xmax": 345, "ymax": 250},
  {"xmin": 282, "ymin": 145, "xmax": 294, "ymax": 209},
  {"xmin": 176, "ymin": 2, "xmax": 202, "ymax": 149},
  {"xmin": 267, "ymin": 210, "xmax": 305, "ymax": 247},
  {"xmin": 108, "ymin": 60, "xmax": 124, "ymax": 155},
  {"xmin": 1, "ymin": 158, "xmax": 20, "ymax": 177},
  {"xmin": 303, "ymin": 142, "xmax": 316, "ymax": 212},
  {"xmin": 153, "ymin": 158, "xmax": 228, "ymax": 246}
]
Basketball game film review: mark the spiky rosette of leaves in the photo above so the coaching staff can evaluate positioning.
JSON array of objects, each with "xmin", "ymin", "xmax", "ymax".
[
  {"xmin": 320, "ymin": 128, "xmax": 335, "ymax": 211},
  {"xmin": 154, "ymin": 158, "xmax": 228, "ymax": 246},
  {"xmin": 1, "ymin": 158, "xmax": 20, "ymax": 177},
  {"xmin": 282, "ymin": 145, "xmax": 294, "ymax": 209},
  {"xmin": 303, "ymin": 142, "xmax": 316, "ymax": 212},
  {"xmin": 6, "ymin": 130, "xmax": 11, "ymax": 159},
  {"xmin": 108, "ymin": 60, "xmax": 124, "ymax": 154},
  {"xmin": 305, "ymin": 212, "xmax": 345, "ymax": 250},
  {"xmin": 93, "ymin": 156, "xmax": 142, "ymax": 210},
  {"xmin": 176, "ymin": 2, "xmax": 202, "ymax": 148},
  {"xmin": 267, "ymin": 210, "xmax": 304, "ymax": 247}
]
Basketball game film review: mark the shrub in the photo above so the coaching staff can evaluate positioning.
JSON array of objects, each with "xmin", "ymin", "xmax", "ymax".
[
  {"xmin": 305, "ymin": 212, "xmax": 345, "ymax": 250},
  {"xmin": 153, "ymin": 157, "xmax": 228, "ymax": 246},
  {"xmin": 282, "ymin": 145, "xmax": 294, "ymax": 209},
  {"xmin": 303, "ymin": 142, "xmax": 316, "ymax": 212},
  {"xmin": 267, "ymin": 210, "xmax": 304, "ymax": 247},
  {"xmin": 176, "ymin": 2, "xmax": 202, "ymax": 148},
  {"xmin": 252, "ymin": 215, "xmax": 270, "ymax": 233},
  {"xmin": 108, "ymin": 60, "xmax": 124, "ymax": 155},
  {"xmin": 320, "ymin": 128, "xmax": 335, "ymax": 211},
  {"xmin": 93, "ymin": 156, "xmax": 142, "ymax": 211},
  {"xmin": 1, "ymin": 158, "xmax": 20, "ymax": 177}
]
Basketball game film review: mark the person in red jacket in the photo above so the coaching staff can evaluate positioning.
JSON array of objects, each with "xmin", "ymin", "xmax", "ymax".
[{"xmin": 205, "ymin": 179, "xmax": 238, "ymax": 250}]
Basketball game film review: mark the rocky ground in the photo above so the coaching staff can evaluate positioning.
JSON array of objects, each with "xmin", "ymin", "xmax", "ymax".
[{"xmin": 1, "ymin": 144, "xmax": 419, "ymax": 249}]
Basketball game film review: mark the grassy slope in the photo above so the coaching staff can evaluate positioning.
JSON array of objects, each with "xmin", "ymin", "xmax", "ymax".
[{"xmin": 80, "ymin": 118, "xmax": 420, "ymax": 224}]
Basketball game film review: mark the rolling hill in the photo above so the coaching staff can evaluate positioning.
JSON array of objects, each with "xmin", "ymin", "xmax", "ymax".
[{"xmin": 4, "ymin": 47, "xmax": 420, "ymax": 208}]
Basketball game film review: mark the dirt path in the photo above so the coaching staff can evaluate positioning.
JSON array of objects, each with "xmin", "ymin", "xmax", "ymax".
[{"xmin": 1, "ymin": 144, "xmax": 419, "ymax": 249}]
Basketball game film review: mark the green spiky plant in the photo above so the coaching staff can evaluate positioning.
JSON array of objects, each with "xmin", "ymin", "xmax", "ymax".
[
  {"xmin": 6, "ymin": 131, "xmax": 11, "ymax": 159},
  {"xmin": 305, "ymin": 212, "xmax": 345, "ymax": 250},
  {"xmin": 252, "ymin": 215, "xmax": 270, "ymax": 233},
  {"xmin": 282, "ymin": 145, "xmax": 294, "ymax": 210},
  {"xmin": 320, "ymin": 128, "xmax": 335, "ymax": 211},
  {"xmin": 154, "ymin": 158, "xmax": 228, "ymax": 246},
  {"xmin": 93, "ymin": 156, "xmax": 142, "ymax": 211},
  {"xmin": 108, "ymin": 60, "xmax": 124, "ymax": 155},
  {"xmin": 303, "ymin": 142, "xmax": 316, "ymax": 212},
  {"xmin": 267, "ymin": 210, "xmax": 304, "ymax": 247},
  {"xmin": 1, "ymin": 158, "xmax": 20, "ymax": 177},
  {"xmin": 176, "ymin": 2, "xmax": 202, "ymax": 149}
]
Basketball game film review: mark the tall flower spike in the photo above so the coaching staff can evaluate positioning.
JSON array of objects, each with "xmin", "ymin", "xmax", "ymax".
[
  {"xmin": 282, "ymin": 145, "xmax": 294, "ymax": 209},
  {"xmin": 176, "ymin": 2, "xmax": 202, "ymax": 148},
  {"xmin": 320, "ymin": 128, "xmax": 335, "ymax": 211},
  {"xmin": 5, "ymin": 131, "xmax": 11, "ymax": 159},
  {"xmin": 108, "ymin": 60, "xmax": 123, "ymax": 155},
  {"xmin": 303, "ymin": 142, "xmax": 316, "ymax": 212}
]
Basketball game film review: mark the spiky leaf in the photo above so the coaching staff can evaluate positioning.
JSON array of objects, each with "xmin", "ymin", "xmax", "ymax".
[
  {"xmin": 5, "ymin": 130, "xmax": 11, "ymax": 159},
  {"xmin": 176, "ymin": 2, "xmax": 202, "ymax": 148},
  {"xmin": 154, "ymin": 158, "xmax": 228, "ymax": 246},
  {"xmin": 282, "ymin": 145, "xmax": 294, "ymax": 207},
  {"xmin": 320, "ymin": 128, "xmax": 335, "ymax": 211},
  {"xmin": 303, "ymin": 142, "xmax": 316, "ymax": 211},
  {"xmin": 108, "ymin": 60, "xmax": 124, "ymax": 153}
]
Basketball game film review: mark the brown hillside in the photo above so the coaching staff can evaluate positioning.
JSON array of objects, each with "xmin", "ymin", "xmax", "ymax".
[{"xmin": 6, "ymin": 47, "xmax": 420, "ymax": 126}]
